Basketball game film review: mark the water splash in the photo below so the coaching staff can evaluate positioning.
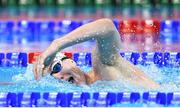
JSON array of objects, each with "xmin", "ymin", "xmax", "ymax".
[{"xmin": 0, "ymin": 64, "xmax": 179, "ymax": 92}]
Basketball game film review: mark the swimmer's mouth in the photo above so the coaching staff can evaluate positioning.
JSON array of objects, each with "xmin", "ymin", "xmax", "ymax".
[{"xmin": 68, "ymin": 76, "xmax": 75, "ymax": 83}]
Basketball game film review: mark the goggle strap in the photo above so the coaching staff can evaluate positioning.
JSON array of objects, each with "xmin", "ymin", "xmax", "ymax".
[{"xmin": 61, "ymin": 56, "xmax": 69, "ymax": 61}]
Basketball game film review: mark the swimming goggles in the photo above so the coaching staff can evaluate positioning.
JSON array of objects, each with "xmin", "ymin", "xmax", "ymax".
[{"xmin": 50, "ymin": 53, "xmax": 69, "ymax": 76}]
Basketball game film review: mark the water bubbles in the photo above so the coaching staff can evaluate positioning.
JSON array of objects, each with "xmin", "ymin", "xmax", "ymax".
[
  {"xmin": 14, "ymin": 65, "xmax": 34, "ymax": 81},
  {"xmin": 101, "ymin": 30, "xmax": 105, "ymax": 33},
  {"xmin": 78, "ymin": 38, "xmax": 82, "ymax": 42},
  {"xmin": 131, "ymin": 29, "xmax": 135, "ymax": 33},
  {"xmin": 137, "ymin": 63, "xmax": 163, "ymax": 82},
  {"xmin": 76, "ymin": 40, "xmax": 79, "ymax": 43},
  {"xmin": 145, "ymin": 20, "xmax": 153, "ymax": 26},
  {"xmin": 112, "ymin": 45, "xmax": 116, "ymax": 48},
  {"xmin": 83, "ymin": 34, "xmax": 89, "ymax": 38},
  {"xmin": 102, "ymin": 26, "xmax": 106, "ymax": 31},
  {"xmin": 92, "ymin": 37, "xmax": 95, "ymax": 41},
  {"xmin": 101, "ymin": 44, "xmax": 104, "ymax": 48}
]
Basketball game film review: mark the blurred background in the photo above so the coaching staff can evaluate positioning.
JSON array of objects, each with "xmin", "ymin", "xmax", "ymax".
[{"xmin": 0, "ymin": 0, "xmax": 179, "ymax": 52}]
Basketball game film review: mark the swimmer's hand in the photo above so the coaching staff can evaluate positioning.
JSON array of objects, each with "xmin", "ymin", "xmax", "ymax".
[
  {"xmin": 33, "ymin": 55, "xmax": 45, "ymax": 80},
  {"xmin": 33, "ymin": 41, "xmax": 59, "ymax": 80}
]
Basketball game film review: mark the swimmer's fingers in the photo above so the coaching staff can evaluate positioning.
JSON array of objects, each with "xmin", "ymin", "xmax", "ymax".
[
  {"xmin": 42, "ymin": 66, "xmax": 50, "ymax": 77},
  {"xmin": 33, "ymin": 61, "xmax": 38, "ymax": 80},
  {"xmin": 40, "ymin": 58, "xmax": 51, "ymax": 77},
  {"xmin": 33, "ymin": 52, "xmax": 52, "ymax": 80},
  {"xmin": 33, "ymin": 56, "xmax": 44, "ymax": 80},
  {"xmin": 37, "ymin": 57, "xmax": 45, "ymax": 79}
]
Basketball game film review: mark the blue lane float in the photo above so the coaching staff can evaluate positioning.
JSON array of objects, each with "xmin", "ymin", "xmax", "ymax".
[
  {"xmin": 113, "ymin": 19, "xmax": 119, "ymax": 29},
  {"xmin": 167, "ymin": 92, "xmax": 180, "ymax": 105},
  {"xmin": 58, "ymin": 20, "xmax": 81, "ymax": 36},
  {"xmin": 0, "ymin": 52, "xmax": 27, "ymax": 67},
  {"xmin": 0, "ymin": 92, "xmax": 179, "ymax": 107},
  {"xmin": 154, "ymin": 52, "xmax": 163, "ymax": 66},
  {"xmin": 0, "ymin": 53, "xmax": 5, "ymax": 66},
  {"xmin": 36, "ymin": 21, "xmax": 55, "ymax": 41},
  {"xmin": 124, "ymin": 52, "xmax": 180, "ymax": 66},
  {"xmin": 130, "ymin": 52, "xmax": 140, "ymax": 65},
  {"xmin": 80, "ymin": 19, "xmax": 93, "ymax": 26},
  {"xmin": 31, "ymin": 92, "xmax": 41, "ymax": 107},
  {"xmin": 120, "ymin": 52, "xmax": 125, "ymax": 57},
  {"xmin": 176, "ymin": 52, "xmax": 180, "ymax": 65},
  {"xmin": 0, "ymin": 52, "xmax": 180, "ymax": 67},
  {"xmin": 17, "ymin": 21, "xmax": 36, "ymax": 43},
  {"xmin": 141, "ymin": 52, "xmax": 148, "ymax": 65},
  {"xmin": 43, "ymin": 92, "xmax": 60, "ymax": 107},
  {"xmin": 0, "ymin": 20, "xmax": 179, "ymax": 43},
  {"xmin": 160, "ymin": 20, "xmax": 180, "ymax": 43},
  {"xmin": 156, "ymin": 92, "xmax": 166, "ymax": 105},
  {"xmin": 17, "ymin": 93, "xmax": 32, "ymax": 107},
  {"xmin": 73, "ymin": 52, "xmax": 92, "ymax": 66},
  {"xmin": 0, "ymin": 21, "xmax": 14, "ymax": 43},
  {"xmin": 130, "ymin": 92, "xmax": 140, "ymax": 103},
  {"xmin": 0, "ymin": 93, "xmax": 8, "ymax": 107},
  {"xmin": 6, "ymin": 52, "xmax": 27, "ymax": 67},
  {"xmin": 6, "ymin": 92, "xmax": 17, "ymax": 107},
  {"xmin": 164, "ymin": 52, "xmax": 170, "ymax": 66}
]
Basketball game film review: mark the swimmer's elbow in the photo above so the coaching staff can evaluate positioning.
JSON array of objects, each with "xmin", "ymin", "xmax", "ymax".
[
  {"xmin": 95, "ymin": 18, "xmax": 117, "ymax": 35},
  {"xmin": 97, "ymin": 18, "xmax": 116, "ymax": 29},
  {"xmin": 96, "ymin": 18, "xmax": 113, "ymax": 25}
]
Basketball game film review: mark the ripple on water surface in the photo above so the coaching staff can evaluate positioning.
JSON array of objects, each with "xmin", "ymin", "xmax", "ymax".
[{"xmin": 0, "ymin": 64, "xmax": 179, "ymax": 92}]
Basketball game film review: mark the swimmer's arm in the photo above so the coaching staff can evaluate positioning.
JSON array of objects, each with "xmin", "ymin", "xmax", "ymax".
[{"xmin": 45, "ymin": 18, "xmax": 120, "ymax": 65}]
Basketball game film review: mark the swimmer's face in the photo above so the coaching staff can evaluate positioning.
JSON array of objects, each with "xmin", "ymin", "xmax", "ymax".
[{"xmin": 50, "ymin": 59, "xmax": 87, "ymax": 85}]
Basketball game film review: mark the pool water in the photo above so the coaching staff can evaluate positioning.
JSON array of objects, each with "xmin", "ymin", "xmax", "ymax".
[{"xmin": 0, "ymin": 64, "xmax": 179, "ymax": 93}]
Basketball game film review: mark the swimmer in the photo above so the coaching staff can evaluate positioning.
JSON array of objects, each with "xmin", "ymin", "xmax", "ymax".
[{"xmin": 33, "ymin": 19, "xmax": 159, "ymax": 89}]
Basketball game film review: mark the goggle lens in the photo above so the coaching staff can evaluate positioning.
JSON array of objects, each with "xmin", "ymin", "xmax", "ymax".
[{"xmin": 50, "ymin": 63, "xmax": 62, "ymax": 75}]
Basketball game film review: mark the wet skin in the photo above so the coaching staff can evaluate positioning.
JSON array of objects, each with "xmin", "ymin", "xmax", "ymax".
[{"xmin": 33, "ymin": 18, "xmax": 160, "ymax": 89}]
